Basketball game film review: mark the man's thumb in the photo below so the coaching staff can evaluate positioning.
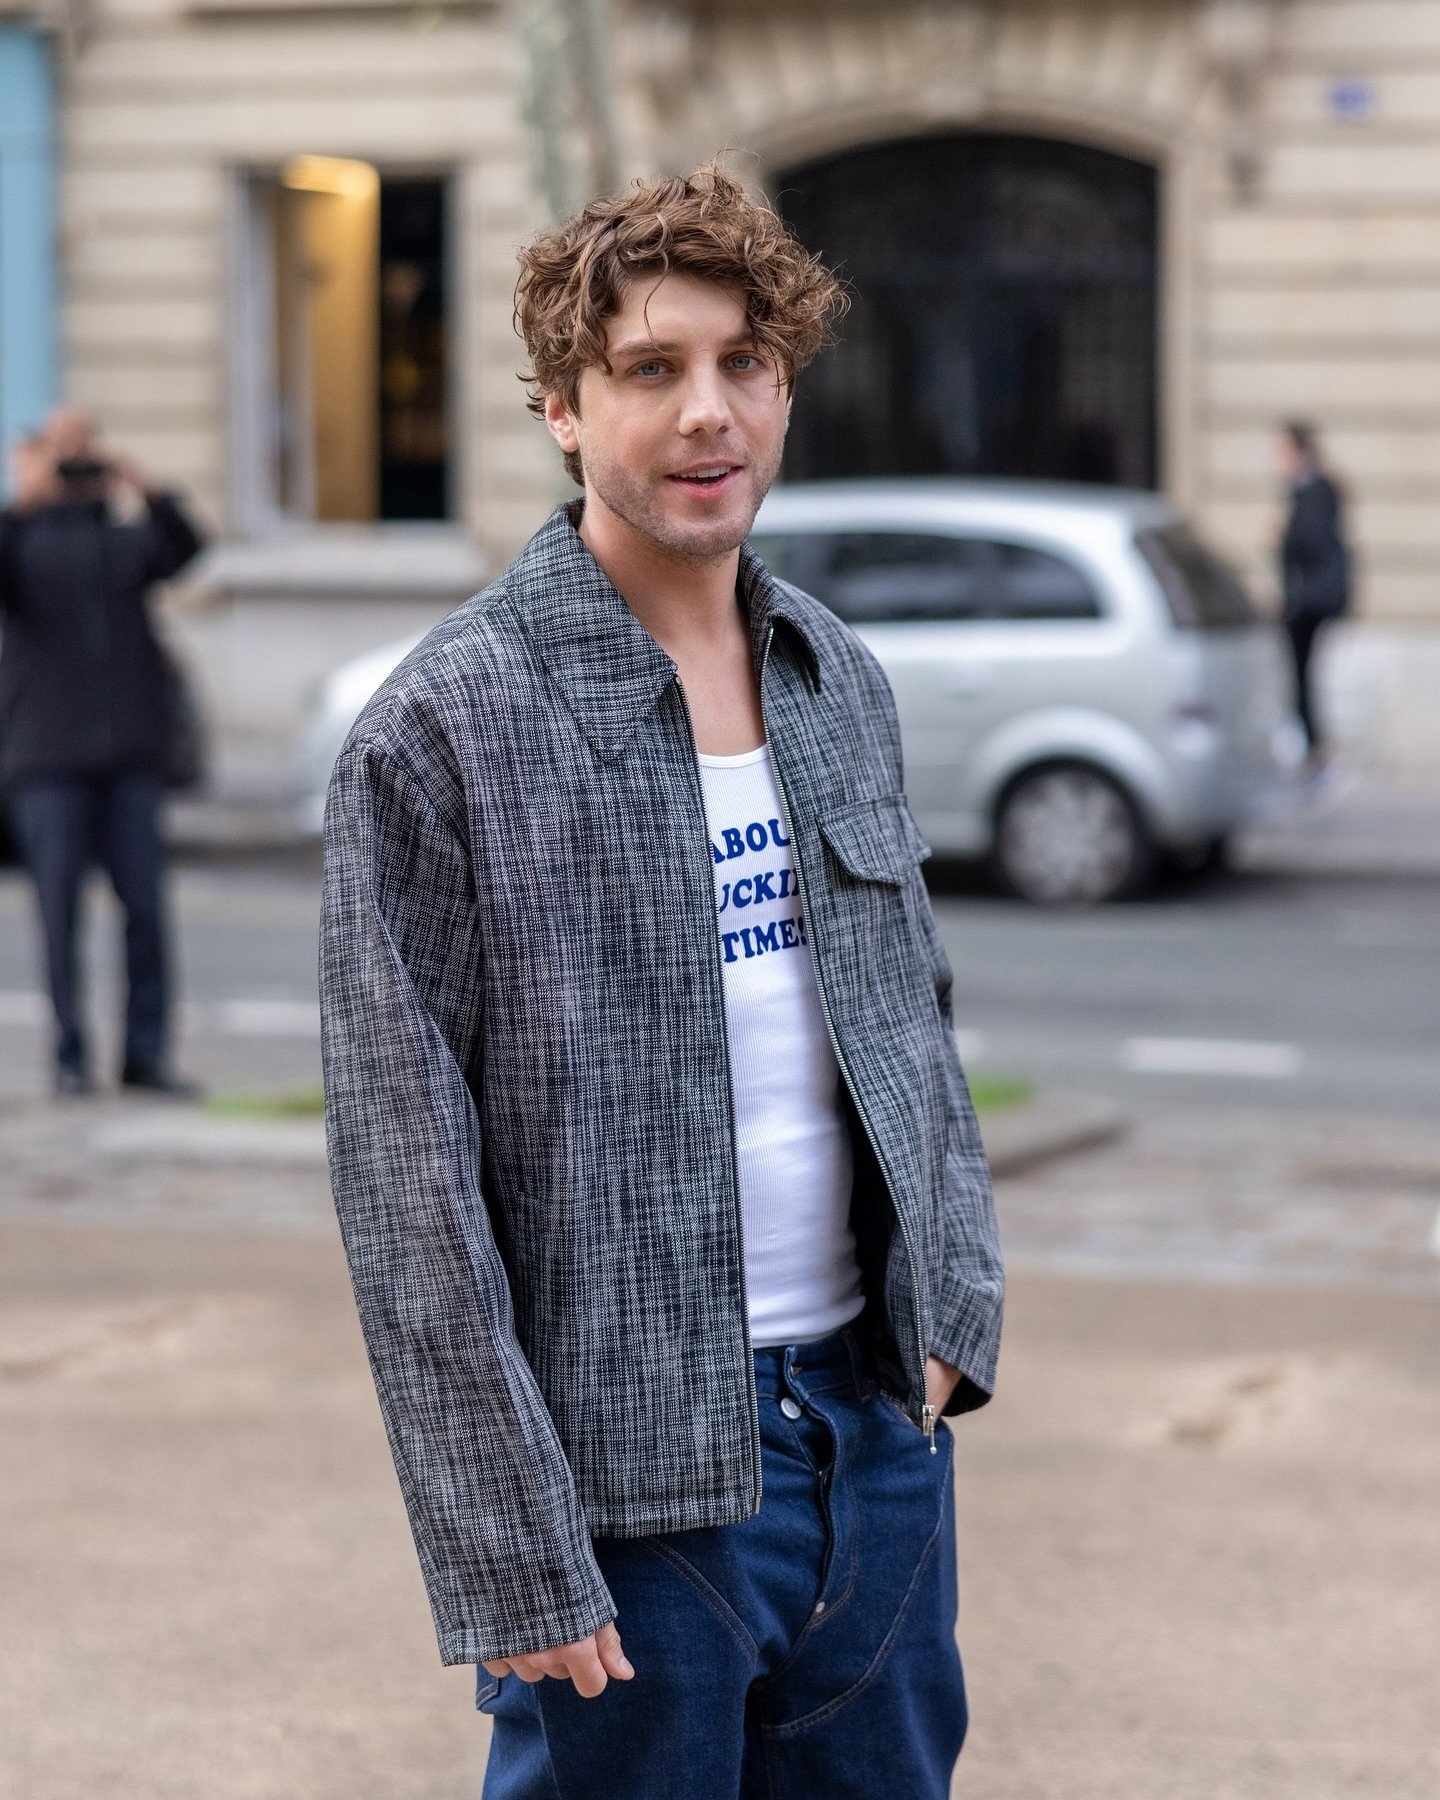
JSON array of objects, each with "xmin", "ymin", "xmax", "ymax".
[{"xmin": 597, "ymin": 1622, "xmax": 634, "ymax": 1679}]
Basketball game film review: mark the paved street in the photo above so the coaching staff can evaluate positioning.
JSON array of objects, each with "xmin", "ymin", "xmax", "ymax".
[
  {"xmin": 1, "ymin": 815, "xmax": 1438, "ymax": 1798},
  {"xmin": 932, "ymin": 861, "xmax": 1440, "ymax": 1122}
]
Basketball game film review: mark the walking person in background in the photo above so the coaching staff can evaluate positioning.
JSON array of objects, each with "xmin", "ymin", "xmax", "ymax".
[
  {"xmin": 322, "ymin": 166, "xmax": 1003, "ymax": 1799},
  {"xmin": 1279, "ymin": 420, "xmax": 1352, "ymax": 781},
  {"xmin": 0, "ymin": 407, "xmax": 205, "ymax": 1096}
]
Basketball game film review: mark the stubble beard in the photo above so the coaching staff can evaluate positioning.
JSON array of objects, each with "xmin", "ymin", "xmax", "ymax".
[{"xmin": 580, "ymin": 432, "xmax": 786, "ymax": 567}]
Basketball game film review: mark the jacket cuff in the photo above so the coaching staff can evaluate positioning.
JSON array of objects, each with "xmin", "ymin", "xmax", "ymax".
[
  {"xmin": 434, "ymin": 1581, "xmax": 618, "ymax": 1668},
  {"xmin": 929, "ymin": 1276, "xmax": 1004, "ymax": 1418}
]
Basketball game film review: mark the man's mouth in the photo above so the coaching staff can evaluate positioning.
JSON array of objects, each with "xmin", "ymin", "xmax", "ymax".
[{"xmin": 667, "ymin": 463, "xmax": 743, "ymax": 492}]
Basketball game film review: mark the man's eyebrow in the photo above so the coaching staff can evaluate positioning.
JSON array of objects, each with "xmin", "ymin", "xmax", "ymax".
[{"xmin": 610, "ymin": 334, "xmax": 760, "ymax": 360}]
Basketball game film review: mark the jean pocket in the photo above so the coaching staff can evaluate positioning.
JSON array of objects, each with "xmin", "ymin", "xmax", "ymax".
[{"xmin": 475, "ymin": 1671, "xmax": 501, "ymax": 1711}]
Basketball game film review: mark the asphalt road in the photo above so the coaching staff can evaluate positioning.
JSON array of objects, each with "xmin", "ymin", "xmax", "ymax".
[
  {"xmin": 930, "ymin": 860, "xmax": 1440, "ymax": 1119},
  {"xmin": 2, "ymin": 848, "xmax": 1436, "ymax": 1120}
]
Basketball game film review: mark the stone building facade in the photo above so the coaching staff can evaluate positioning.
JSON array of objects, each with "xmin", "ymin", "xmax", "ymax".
[{"xmin": 3, "ymin": 0, "xmax": 1439, "ymax": 781}]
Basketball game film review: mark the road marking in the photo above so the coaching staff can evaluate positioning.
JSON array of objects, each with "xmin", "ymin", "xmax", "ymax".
[
  {"xmin": 0, "ymin": 990, "xmax": 321, "ymax": 1039},
  {"xmin": 208, "ymin": 999, "xmax": 322, "ymax": 1038},
  {"xmin": 1122, "ymin": 1036, "xmax": 1303, "ymax": 1079}
]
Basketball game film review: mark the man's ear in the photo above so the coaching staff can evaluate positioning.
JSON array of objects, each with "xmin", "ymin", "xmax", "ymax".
[{"xmin": 544, "ymin": 391, "xmax": 581, "ymax": 457}]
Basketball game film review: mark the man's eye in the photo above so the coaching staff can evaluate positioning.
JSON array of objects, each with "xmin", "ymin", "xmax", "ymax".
[
  {"xmin": 634, "ymin": 361, "xmax": 666, "ymax": 377},
  {"xmin": 730, "ymin": 354, "xmax": 761, "ymax": 371}
]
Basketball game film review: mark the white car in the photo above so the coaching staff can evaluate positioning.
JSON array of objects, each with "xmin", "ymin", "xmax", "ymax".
[{"xmin": 297, "ymin": 480, "xmax": 1304, "ymax": 903}]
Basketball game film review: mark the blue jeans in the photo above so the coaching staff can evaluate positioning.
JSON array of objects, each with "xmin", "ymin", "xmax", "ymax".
[
  {"xmin": 478, "ymin": 1327, "xmax": 967, "ymax": 1799},
  {"xmin": 7, "ymin": 774, "xmax": 170, "ymax": 1078}
]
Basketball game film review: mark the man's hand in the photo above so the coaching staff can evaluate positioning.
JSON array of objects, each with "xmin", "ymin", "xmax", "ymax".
[
  {"xmin": 925, "ymin": 1353, "xmax": 962, "ymax": 1414},
  {"xmin": 106, "ymin": 451, "xmax": 152, "ymax": 499},
  {"xmin": 10, "ymin": 437, "xmax": 58, "ymax": 512},
  {"xmin": 482, "ymin": 1621, "xmax": 634, "ymax": 1700}
]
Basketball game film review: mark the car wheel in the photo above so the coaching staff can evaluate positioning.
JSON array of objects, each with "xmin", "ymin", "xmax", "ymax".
[
  {"xmin": 993, "ymin": 764, "xmax": 1154, "ymax": 905},
  {"xmin": 1164, "ymin": 834, "xmax": 1231, "ymax": 879}
]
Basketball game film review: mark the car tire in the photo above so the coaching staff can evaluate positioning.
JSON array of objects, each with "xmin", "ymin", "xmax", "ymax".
[
  {"xmin": 1164, "ymin": 834, "xmax": 1231, "ymax": 880},
  {"xmin": 992, "ymin": 763, "xmax": 1155, "ymax": 905}
]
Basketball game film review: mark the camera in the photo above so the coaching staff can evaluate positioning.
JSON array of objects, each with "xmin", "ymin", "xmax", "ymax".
[{"xmin": 55, "ymin": 456, "xmax": 109, "ymax": 483}]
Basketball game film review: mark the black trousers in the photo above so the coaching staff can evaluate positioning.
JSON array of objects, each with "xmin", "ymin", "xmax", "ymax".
[
  {"xmin": 1285, "ymin": 613, "xmax": 1331, "ymax": 752},
  {"xmin": 7, "ymin": 773, "xmax": 170, "ymax": 1078}
]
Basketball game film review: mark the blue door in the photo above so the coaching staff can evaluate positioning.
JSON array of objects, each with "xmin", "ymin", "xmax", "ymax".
[{"xmin": 0, "ymin": 26, "xmax": 59, "ymax": 495}]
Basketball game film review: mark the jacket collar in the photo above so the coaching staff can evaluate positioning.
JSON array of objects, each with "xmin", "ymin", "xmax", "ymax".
[{"xmin": 506, "ymin": 500, "xmax": 821, "ymax": 763}]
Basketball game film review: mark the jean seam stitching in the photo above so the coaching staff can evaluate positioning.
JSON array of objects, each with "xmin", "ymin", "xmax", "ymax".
[
  {"xmin": 760, "ymin": 1449, "xmax": 954, "ymax": 1738},
  {"xmin": 755, "ymin": 1446, "xmax": 855, "ymax": 1687},
  {"xmin": 640, "ymin": 1539, "xmax": 758, "ymax": 1661}
]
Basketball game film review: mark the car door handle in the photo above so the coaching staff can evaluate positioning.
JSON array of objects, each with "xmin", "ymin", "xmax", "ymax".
[{"xmin": 945, "ymin": 670, "xmax": 993, "ymax": 697}]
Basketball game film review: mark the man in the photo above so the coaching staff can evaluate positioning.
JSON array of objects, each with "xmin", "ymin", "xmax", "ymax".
[
  {"xmin": 0, "ymin": 407, "xmax": 204, "ymax": 1096},
  {"xmin": 322, "ymin": 166, "xmax": 1004, "ymax": 1799},
  {"xmin": 1279, "ymin": 419, "xmax": 1352, "ymax": 776}
]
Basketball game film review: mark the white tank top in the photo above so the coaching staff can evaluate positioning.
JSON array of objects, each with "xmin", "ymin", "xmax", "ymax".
[{"xmin": 697, "ymin": 744, "xmax": 865, "ymax": 1349}]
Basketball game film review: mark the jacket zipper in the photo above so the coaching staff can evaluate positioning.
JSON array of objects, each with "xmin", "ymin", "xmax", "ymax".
[
  {"xmin": 671, "ymin": 677, "xmax": 764, "ymax": 1506},
  {"xmin": 758, "ymin": 626, "xmax": 937, "ymax": 1453}
]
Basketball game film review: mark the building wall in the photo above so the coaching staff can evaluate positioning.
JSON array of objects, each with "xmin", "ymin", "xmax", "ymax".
[
  {"xmin": 640, "ymin": 0, "xmax": 1440, "ymax": 766},
  {"xmin": 41, "ymin": 0, "xmax": 1440, "ymax": 775},
  {"xmin": 52, "ymin": 0, "xmax": 558, "ymax": 773}
]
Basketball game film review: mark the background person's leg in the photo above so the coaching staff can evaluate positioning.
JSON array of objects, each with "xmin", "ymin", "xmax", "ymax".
[
  {"xmin": 1286, "ymin": 614, "xmax": 1324, "ymax": 754},
  {"xmin": 7, "ymin": 781, "xmax": 96, "ymax": 1087},
  {"xmin": 99, "ymin": 774, "xmax": 171, "ymax": 1080}
]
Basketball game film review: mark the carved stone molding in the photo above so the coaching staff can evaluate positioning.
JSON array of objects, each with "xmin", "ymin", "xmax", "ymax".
[{"xmin": 1200, "ymin": 0, "xmax": 1280, "ymax": 200}]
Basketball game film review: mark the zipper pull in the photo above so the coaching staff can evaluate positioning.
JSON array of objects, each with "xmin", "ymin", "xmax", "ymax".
[{"xmin": 922, "ymin": 1403, "xmax": 938, "ymax": 1454}]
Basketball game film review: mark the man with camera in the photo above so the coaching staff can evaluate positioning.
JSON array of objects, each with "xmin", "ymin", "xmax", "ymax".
[{"xmin": 0, "ymin": 407, "xmax": 205, "ymax": 1096}]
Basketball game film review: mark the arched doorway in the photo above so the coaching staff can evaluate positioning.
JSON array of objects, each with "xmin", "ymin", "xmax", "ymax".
[{"xmin": 777, "ymin": 133, "xmax": 1160, "ymax": 488}]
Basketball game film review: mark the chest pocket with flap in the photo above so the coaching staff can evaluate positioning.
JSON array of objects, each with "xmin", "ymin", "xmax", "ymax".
[{"xmin": 818, "ymin": 794, "xmax": 932, "ymax": 886}]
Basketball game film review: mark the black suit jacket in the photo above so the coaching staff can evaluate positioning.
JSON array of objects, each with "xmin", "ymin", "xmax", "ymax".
[
  {"xmin": 1281, "ymin": 472, "xmax": 1351, "ymax": 623},
  {"xmin": 0, "ymin": 492, "xmax": 203, "ymax": 784}
]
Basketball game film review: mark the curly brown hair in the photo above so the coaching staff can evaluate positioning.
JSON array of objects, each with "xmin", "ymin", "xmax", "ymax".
[{"xmin": 514, "ymin": 163, "xmax": 847, "ymax": 484}]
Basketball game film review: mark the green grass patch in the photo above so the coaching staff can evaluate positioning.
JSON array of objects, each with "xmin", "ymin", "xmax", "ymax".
[
  {"xmin": 205, "ymin": 1077, "xmax": 1031, "ymax": 1122},
  {"xmin": 205, "ymin": 1084, "xmax": 326, "ymax": 1120},
  {"xmin": 967, "ymin": 1074, "xmax": 1035, "ymax": 1115}
]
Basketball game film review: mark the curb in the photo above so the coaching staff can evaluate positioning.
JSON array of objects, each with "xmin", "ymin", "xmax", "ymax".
[
  {"xmin": 982, "ymin": 1090, "xmax": 1129, "ymax": 1179},
  {"xmin": 0, "ymin": 1089, "xmax": 1126, "ymax": 1182}
]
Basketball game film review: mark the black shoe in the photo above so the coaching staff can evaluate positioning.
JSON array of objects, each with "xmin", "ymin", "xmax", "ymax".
[
  {"xmin": 120, "ymin": 1064, "xmax": 203, "ymax": 1100},
  {"xmin": 55, "ymin": 1065, "xmax": 96, "ymax": 1099}
]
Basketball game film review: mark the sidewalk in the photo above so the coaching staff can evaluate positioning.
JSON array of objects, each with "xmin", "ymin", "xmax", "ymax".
[
  {"xmin": 3, "ymin": 1093, "xmax": 1438, "ymax": 1799},
  {"xmin": 1234, "ymin": 768, "xmax": 1440, "ymax": 881},
  {"xmin": 4, "ymin": 1211, "xmax": 1435, "ymax": 1800}
]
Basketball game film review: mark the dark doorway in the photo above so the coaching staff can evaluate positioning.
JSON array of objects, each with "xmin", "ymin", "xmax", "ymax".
[
  {"xmin": 378, "ymin": 178, "xmax": 449, "ymax": 520},
  {"xmin": 777, "ymin": 134, "xmax": 1159, "ymax": 488}
]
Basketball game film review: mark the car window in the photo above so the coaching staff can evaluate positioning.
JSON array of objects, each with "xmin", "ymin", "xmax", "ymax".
[
  {"xmin": 747, "ymin": 532, "xmax": 814, "ymax": 589},
  {"xmin": 988, "ymin": 542, "xmax": 1103, "ymax": 620},
  {"xmin": 1136, "ymin": 524, "xmax": 1260, "ymax": 630},
  {"xmin": 754, "ymin": 531, "xmax": 1101, "ymax": 624}
]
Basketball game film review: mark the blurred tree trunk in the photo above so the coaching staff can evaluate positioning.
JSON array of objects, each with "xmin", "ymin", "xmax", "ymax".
[{"xmin": 512, "ymin": 0, "xmax": 620, "ymax": 222}]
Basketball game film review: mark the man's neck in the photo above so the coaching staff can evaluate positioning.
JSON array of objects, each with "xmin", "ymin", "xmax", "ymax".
[{"xmin": 577, "ymin": 492, "xmax": 744, "ymax": 662}]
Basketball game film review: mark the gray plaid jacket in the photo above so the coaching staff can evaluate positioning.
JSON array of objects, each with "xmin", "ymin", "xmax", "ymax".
[{"xmin": 321, "ymin": 502, "xmax": 1003, "ymax": 1667}]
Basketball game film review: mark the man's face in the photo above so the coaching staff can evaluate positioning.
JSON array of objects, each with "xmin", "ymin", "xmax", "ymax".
[
  {"xmin": 545, "ymin": 272, "xmax": 790, "ymax": 563},
  {"xmin": 45, "ymin": 407, "xmax": 98, "ymax": 465}
]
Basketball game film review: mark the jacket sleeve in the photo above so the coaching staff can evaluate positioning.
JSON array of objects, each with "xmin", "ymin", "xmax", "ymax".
[
  {"xmin": 321, "ymin": 736, "xmax": 616, "ymax": 1666},
  {"xmin": 0, "ymin": 509, "xmax": 19, "ymax": 615},
  {"xmin": 912, "ymin": 881, "xmax": 1006, "ymax": 1415},
  {"xmin": 140, "ymin": 491, "xmax": 205, "ymax": 582}
]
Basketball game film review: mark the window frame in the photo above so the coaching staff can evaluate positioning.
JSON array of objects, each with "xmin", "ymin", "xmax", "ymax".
[
  {"xmin": 750, "ymin": 523, "xmax": 1109, "ymax": 627},
  {"xmin": 226, "ymin": 163, "xmax": 460, "ymax": 538}
]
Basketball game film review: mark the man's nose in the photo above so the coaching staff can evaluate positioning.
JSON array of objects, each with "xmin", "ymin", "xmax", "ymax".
[{"xmin": 676, "ymin": 370, "xmax": 735, "ymax": 437}]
